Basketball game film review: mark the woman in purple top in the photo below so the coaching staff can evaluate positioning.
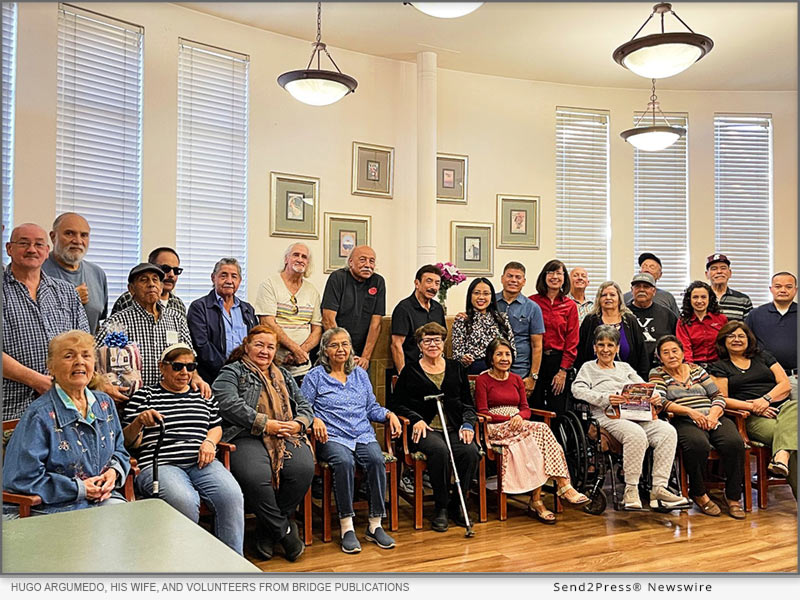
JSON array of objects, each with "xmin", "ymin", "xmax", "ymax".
[{"xmin": 301, "ymin": 327, "xmax": 401, "ymax": 554}]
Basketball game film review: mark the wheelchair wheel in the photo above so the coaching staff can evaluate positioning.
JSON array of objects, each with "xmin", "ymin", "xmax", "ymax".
[
  {"xmin": 555, "ymin": 412, "xmax": 588, "ymax": 489},
  {"xmin": 584, "ymin": 488, "xmax": 607, "ymax": 515}
]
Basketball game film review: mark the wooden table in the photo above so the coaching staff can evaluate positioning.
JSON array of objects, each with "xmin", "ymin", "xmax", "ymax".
[{"xmin": 3, "ymin": 498, "xmax": 260, "ymax": 573}]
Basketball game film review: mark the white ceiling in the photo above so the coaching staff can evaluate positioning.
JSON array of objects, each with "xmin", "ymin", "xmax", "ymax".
[{"xmin": 178, "ymin": 2, "xmax": 798, "ymax": 92}]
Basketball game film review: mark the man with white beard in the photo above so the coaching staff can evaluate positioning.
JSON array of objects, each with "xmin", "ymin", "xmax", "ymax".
[{"xmin": 42, "ymin": 212, "xmax": 108, "ymax": 333}]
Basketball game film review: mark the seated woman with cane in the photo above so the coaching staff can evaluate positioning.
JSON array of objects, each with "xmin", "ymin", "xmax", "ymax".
[
  {"xmin": 389, "ymin": 322, "xmax": 481, "ymax": 532},
  {"xmin": 122, "ymin": 343, "xmax": 244, "ymax": 555},
  {"xmin": 475, "ymin": 337, "xmax": 589, "ymax": 524}
]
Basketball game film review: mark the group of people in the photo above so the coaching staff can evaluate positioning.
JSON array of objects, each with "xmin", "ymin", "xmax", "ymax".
[{"xmin": 2, "ymin": 213, "xmax": 797, "ymax": 564}]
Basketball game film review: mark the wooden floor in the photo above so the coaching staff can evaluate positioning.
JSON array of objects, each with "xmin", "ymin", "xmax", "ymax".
[{"xmin": 250, "ymin": 485, "xmax": 798, "ymax": 573}]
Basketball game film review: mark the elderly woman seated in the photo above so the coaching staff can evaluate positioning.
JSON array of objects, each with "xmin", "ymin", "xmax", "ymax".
[
  {"xmin": 212, "ymin": 325, "xmax": 314, "ymax": 562},
  {"xmin": 4, "ymin": 330, "xmax": 130, "ymax": 516},
  {"xmin": 389, "ymin": 322, "xmax": 482, "ymax": 532},
  {"xmin": 475, "ymin": 337, "xmax": 589, "ymax": 524},
  {"xmin": 650, "ymin": 335, "xmax": 746, "ymax": 519},
  {"xmin": 121, "ymin": 343, "xmax": 245, "ymax": 554},
  {"xmin": 301, "ymin": 327, "xmax": 401, "ymax": 553},
  {"xmin": 572, "ymin": 325, "xmax": 690, "ymax": 512}
]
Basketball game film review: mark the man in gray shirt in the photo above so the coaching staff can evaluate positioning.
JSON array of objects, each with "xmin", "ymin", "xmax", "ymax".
[{"xmin": 42, "ymin": 212, "xmax": 108, "ymax": 333}]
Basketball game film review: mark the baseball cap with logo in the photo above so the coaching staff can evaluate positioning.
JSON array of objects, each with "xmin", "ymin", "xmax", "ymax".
[
  {"xmin": 705, "ymin": 253, "xmax": 731, "ymax": 270},
  {"xmin": 631, "ymin": 272, "xmax": 656, "ymax": 287}
]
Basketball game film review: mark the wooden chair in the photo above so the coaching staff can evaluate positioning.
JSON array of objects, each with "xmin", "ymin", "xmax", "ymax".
[
  {"xmin": 743, "ymin": 434, "xmax": 788, "ymax": 510},
  {"xmin": 672, "ymin": 409, "xmax": 753, "ymax": 512},
  {"xmin": 198, "ymin": 441, "xmax": 236, "ymax": 519},
  {"xmin": 3, "ymin": 419, "xmax": 139, "ymax": 517},
  {"xmin": 308, "ymin": 428, "xmax": 399, "ymax": 543}
]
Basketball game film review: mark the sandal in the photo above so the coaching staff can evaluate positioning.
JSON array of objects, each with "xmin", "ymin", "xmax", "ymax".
[
  {"xmin": 728, "ymin": 503, "xmax": 746, "ymax": 520},
  {"xmin": 768, "ymin": 460, "xmax": 790, "ymax": 478},
  {"xmin": 557, "ymin": 484, "xmax": 591, "ymax": 506},
  {"xmin": 528, "ymin": 500, "xmax": 557, "ymax": 525},
  {"xmin": 693, "ymin": 497, "xmax": 721, "ymax": 517}
]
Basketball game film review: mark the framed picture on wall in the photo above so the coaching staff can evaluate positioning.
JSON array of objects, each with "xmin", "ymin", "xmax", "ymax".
[
  {"xmin": 270, "ymin": 172, "xmax": 319, "ymax": 238},
  {"xmin": 437, "ymin": 153, "xmax": 468, "ymax": 204},
  {"xmin": 451, "ymin": 221, "xmax": 493, "ymax": 276},
  {"xmin": 496, "ymin": 194, "xmax": 539, "ymax": 249},
  {"xmin": 324, "ymin": 213, "xmax": 371, "ymax": 273},
  {"xmin": 352, "ymin": 141, "xmax": 394, "ymax": 198}
]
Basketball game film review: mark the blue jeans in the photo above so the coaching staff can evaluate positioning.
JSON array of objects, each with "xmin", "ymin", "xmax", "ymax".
[
  {"xmin": 318, "ymin": 440, "xmax": 386, "ymax": 520},
  {"xmin": 136, "ymin": 460, "xmax": 245, "ymax": 555}
]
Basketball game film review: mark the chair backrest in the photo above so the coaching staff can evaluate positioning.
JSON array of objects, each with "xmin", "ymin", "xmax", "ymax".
[{"xmin": 2, "ymin": 419, "xmax": 20, "ymax": 454}]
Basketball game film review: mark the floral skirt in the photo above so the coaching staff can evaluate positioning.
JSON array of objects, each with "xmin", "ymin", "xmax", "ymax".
[{"xmin": 488, "ymin": 421, "xmax": 570, "ymax": 494}]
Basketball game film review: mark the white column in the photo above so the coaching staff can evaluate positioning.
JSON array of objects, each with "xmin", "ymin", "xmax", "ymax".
[{"xmin": 416, "ymin": 51, "xmax": 437, "ymax": 267}]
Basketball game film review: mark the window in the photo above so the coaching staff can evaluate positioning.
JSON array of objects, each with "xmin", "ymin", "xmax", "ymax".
[
  {"xmin": 633, "ymin": 113, "xmax": 689, "ymax": 299},
  {"xmin": 1, "ymin": 2, "xmax": 17, "ymax": 258},
  {"xmin": 556, "ymin": 107, "xmax": 610, "ymax": 285},
  {"xmin": 176, "ymin": 39, "xmax": 249, "ymax": 302},
  {"xmin": 714, "ymin": 114, "xmax": 773, "ymax": 305},
  {"xmin": 56, "ymin": 4, "xmax": 143, "ymax": 305}
]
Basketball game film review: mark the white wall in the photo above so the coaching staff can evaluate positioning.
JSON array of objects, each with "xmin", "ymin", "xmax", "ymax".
[{"xmin": 13, "ymin": 2, "xmax": 797, "ymax": 312}]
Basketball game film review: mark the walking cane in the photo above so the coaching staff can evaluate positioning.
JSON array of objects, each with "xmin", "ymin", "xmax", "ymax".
[
  {"xmin": 426, "ymin": 394, "xmax": 475, "ymax": 538},
  {"xmin": 151, "ymin": 419, "xmax": 166, "ymax": 497}
]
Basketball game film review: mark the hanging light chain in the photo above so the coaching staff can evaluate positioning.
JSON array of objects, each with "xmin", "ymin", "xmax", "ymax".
[
  {"xmin": 302, "ymin": 2, "xmax": 343, "ymax": 74},
  {"xmin": 629, "ymin": 3, "xmax": 697, "ymax": 40},
  {"xmin": 316, "ymin": 2, "xmax": 322, "ymax": 44}
]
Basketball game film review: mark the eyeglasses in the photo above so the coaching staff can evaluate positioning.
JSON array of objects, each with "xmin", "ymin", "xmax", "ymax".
[
  {"xmin": 327, "ymin": 342, "xmax": 351, "ymax": 350},
  {"xmin": 164, "ymin": 361, "xmax": 197, "ymax": 372},
  {"xmin": 289, "ymin": 294, "xmax": 299, "ymax": 315},
  {"xmin": 159, "ymin": 264, "xmax": 184, "ymax": 276},
  {"xmin": 726, "ymin": 334, "xmax": 748, "ymax": 341},
  {"xmin": 420, "ymin": 338, "xmax": 444, "ymax": 346},
  {"xmin": 9, "ymin": 240, "xmax": 47, "ymax": 251}
]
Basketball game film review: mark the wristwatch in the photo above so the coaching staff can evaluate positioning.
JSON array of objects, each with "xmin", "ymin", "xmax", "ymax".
[
  {"xmin": 530, "ymin": 373, "xmax": 539, "ymax": 380},
  {"xmin": 762, "ymin": 393, "xmax": 772, "ymax": 403}
]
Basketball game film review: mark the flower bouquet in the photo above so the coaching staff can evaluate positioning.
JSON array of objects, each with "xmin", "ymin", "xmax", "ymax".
[
  {"xmin": 96, "ymin": 325, "xmax": 143, "ymax": 399},
  {"xmin": 435, "ymin": 261, "xmax": 467, "ymax": 309}
]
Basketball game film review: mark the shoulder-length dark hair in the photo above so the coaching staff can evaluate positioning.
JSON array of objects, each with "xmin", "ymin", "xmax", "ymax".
[
  {"xmin": 715, "ymin": 321, "xmax": 759, "ymax": 360},
  {"xmin": 535, "ymin": 259, "xmax": 571, "ymax": 297},
  {"xmin": 464, "ymin": 277, "xmax": 512, "ymax": 341},
  {"xmin": 680, "ymin": 280, "xmax": 720, "ymax": 324}
]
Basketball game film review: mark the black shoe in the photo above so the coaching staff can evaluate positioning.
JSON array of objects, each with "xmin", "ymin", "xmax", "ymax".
[
  {"xmin": 450, "ymin": 508, "xmax": 471, "ymax": 528},
  {"xmin": 431, "ymin": 508, "xmax": 449, "ymax": 532},
  {"xmin": 254, "ymin": 532, "xmax": 275, "ymax": 561},
  {"xmin": 279, "ymin": 521, "xmax": 305, "ymax": 562}
]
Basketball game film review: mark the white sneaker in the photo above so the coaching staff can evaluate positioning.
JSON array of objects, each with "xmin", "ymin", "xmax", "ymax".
[
  {"xmin": 649, "ymin": 486, "xmax": 691, "ymax": 511},
  {"xmin": 623, "ymin": 485, "xmax": 642, "ymax": 510}
]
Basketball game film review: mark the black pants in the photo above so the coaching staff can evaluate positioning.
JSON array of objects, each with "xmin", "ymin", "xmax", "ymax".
[
  {"xmin": 229, "ymin": 433, "xmax": 314, "ymax": 540},
  {"xmin": 410, "ymin": 429, "xmax": 481, "ymax": 511},
  {"xmin": 530, "ymin": 351, "xmax": 568, "ymax": 415},
  {"xmin": 672, "ymin": 416, "xmax": 745, "ymax": 500}
]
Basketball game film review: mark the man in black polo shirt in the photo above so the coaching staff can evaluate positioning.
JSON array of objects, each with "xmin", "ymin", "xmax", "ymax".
[
  {"xmin": 390, "ymin": 265, "xmax": 445, "ymax": 372},
  {"xmin": 626, "ymin": 272, "xmax": 677, "ymax": 369},
  {"xmin": 321, "ymin": 245, "xmax": 386, "ymax": 370}
]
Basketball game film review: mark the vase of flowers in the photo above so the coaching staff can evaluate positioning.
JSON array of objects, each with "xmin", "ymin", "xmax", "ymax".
[{"xmin": 435, "ymin": 261, "xmax": 466, "ymax": 314}]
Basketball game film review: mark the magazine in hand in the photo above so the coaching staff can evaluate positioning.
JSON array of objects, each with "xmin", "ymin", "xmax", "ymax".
[{"xmin": 613, "ymin": 382, "xmax": 656, "ymax": 421}]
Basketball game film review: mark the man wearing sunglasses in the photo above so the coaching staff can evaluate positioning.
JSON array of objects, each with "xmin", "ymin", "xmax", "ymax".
[{"xmin": 110, "ymin": 247, "xmax": 187, "ymax": 317}]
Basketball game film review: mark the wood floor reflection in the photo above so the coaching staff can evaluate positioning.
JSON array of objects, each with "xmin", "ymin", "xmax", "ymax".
[{"xmin": 250, "ymin": 486, "xmax": 797, "ymax": 573}]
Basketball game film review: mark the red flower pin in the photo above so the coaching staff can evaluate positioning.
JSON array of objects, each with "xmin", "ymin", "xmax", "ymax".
[{"xmin": 368, "ymin": 287, "xmax": 378, "ymax": 296}]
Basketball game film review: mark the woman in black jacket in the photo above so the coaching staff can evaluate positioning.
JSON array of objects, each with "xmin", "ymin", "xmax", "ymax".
[
  {"xmin": 576, "ymin": 281, "xmax": 649, "ymax": 380},
  {"xmin": 389, "ymin": 322, "xmax": 481, "ymax": 533}
]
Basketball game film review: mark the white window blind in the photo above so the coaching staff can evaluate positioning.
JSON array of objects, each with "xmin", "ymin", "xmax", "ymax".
[
  {"xmin": 556, "ymin": 106, "xmax": 610, "ymax": 285},
  {"xmin": 176, "ymin": 39, "xmax": 249, "ymax": 303},
  {"xmin": 714, "ymin": 114, "xmax": 773, "ymax": 305},
  {"xmin": 633, "ymin": 113, "xmax": 689, "ymax": 300},
  {"xmin": 56, "ymin": 3, "xmax": 142, "ymax": 306},
  {"xmin": 2, "ymin": 2, "xmax": 17, "ymax": 259}
]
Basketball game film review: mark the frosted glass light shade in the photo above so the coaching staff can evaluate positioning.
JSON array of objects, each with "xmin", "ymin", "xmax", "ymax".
[
  {"xmin": 411, "ymin": 3, "xmax": 484, "ymax": 18},
  {"xmin": 278, "ymin": 70, "xmax": 357, "ymax": 106},
  {"xmin": 613, "ymin": 32, "xmax": 713, "ymax": 79},
  {"xmin": 621, "ymin": 125, "xmax": 685, "ymax": 151}
]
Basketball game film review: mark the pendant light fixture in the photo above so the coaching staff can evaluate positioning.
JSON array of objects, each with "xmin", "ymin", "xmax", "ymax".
[
  {"xmin": 277, "ymin": 2, "xmax": 357, "ymax": 106},
  {"xmin": 406, "ymin": 3, "xmax": 484, "ymax": 19},
  {"xmin": 620, "ymin": 79, "xmax": 685, "ymax": 152},
  {"xmin": 613, "ymin": 3, "xmax": 713, "ymax": 79}
]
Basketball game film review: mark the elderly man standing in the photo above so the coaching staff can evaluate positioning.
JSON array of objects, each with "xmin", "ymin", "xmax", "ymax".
[
  {"xmin": 623, "ymin": 253, "xmax": 680, "ymax": 317},
  {"xmin": 187, "ymin": 257, "xmax": 258, "ymax": 383},
  {"xmin": 568, "ymin": 266, "xmax": 593, "ymax": 324},
  {"xmin": 111, "ymin": 246, "xmax": 186, "ymax": 317},
  {"xmin": 706, "ymin": 253, "xmax": 753, "ymax": 322},
  {"xmin": 321, "ymin": 245, "xmax": 385, "ymax": 370},
  {"xmin": 626, "ymin": 272, "xmax": 678, "ymax": 369},
  {"xmin": 3, "ymin": 223, "xmax": 89, "ymax": 419},
  {"xmin": 96, "ymin": 263, "xmax": 209, "ymax": 397},
  {"xmin": 254, "ymin": 242, "xmax": 322, "ymax": 384},
  {"xmin": 42, "ymin": 212, "xmax": 108, "ymax": 334}
]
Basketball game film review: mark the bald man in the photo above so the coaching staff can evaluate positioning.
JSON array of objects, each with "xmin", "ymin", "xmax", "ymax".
[
  {"xmin": 3, "ymin": 223, "xmax": 89, "ymax": 419},
  {"xmin": 42, "ymin": 212, "xmax": 109, "ymax": 333},
  {"xmin": 321, "ymin": 245, "xmax": 385, "ymax": 370}
]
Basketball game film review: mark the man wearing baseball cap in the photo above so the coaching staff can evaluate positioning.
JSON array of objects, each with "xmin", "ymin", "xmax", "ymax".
[
  {"xmin": 623, "ymin": 252, "xmax": 680, "ymax": 317},
  {"xmin": 626, "ymin": 272, "xmax": 678, "ymax": 368},
  {"xmin": 705, "ymin": 253, "xmax": 753, "ymax": 322}
]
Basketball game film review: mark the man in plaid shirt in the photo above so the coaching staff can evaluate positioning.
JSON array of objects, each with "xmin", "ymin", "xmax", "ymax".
[{"xmin": 2, "ymin": 223, "xmax": 89, "ymax": 420}]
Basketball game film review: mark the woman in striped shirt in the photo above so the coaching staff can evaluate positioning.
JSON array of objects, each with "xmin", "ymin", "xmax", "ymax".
[
  {"xmin": 122, "ymin": 343, "xmax": 245, "ymax": 554},
  {"xmin": 649, "ymin": 335, "xmax": 746, "ymax": 519}
]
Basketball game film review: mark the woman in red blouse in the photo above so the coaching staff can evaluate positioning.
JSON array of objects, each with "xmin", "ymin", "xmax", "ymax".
[
  {"xmin": 475, "ymin": 338, "xmax": 588, "ymax": 524},
  {"xmin": 529, "ymin": 259, "xmax": 580, "ymax": 415},
  {"xmin": 676, "ymin": 281, "xmax": 728, "ymax": 368}
]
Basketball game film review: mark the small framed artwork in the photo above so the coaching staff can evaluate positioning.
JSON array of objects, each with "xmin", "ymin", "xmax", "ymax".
[
  {"xmin": 270, "ymin": 172, "xmax": 320, "ymax": 238},
  {"xmin": 450, "ymin": 221, "xmax": 493, "ymax": 276},
  {"xmin": 352, "ymin": 141, "xmax": 394, "ymax": 198},
  {"xmin": 324, "ymin": 213, "xmax": 371, "ymax": 273},
  {"xmin": 437, "ymin": 153, "xmax": 468, "ymax": 204},
  {"xmin": 496, "ymin": 194, "xmax": 540, "ymax": 249}
]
